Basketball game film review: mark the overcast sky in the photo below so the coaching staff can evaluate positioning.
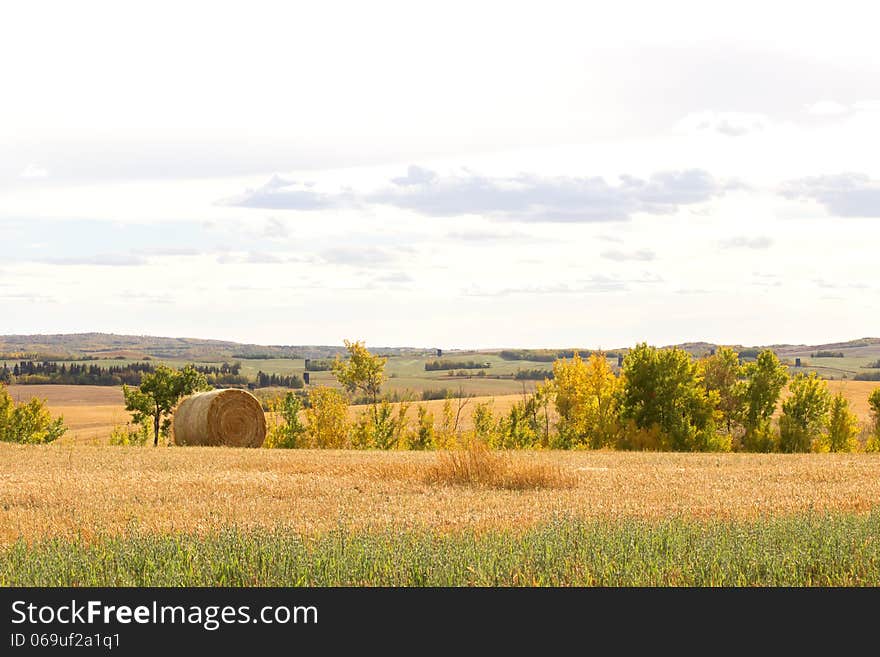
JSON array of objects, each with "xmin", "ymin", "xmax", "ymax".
[{"xmin": 2, "ymin": 0, "xmax": 878, "ymax": 348}]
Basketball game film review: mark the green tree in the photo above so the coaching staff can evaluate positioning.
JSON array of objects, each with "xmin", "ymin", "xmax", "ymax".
[
  {"xmin": 778, "ymin": 372, "xmax": 830, "ymax": 453},
  {"xmin": 471, "ymin": 401, "xmax": 497, "ymax": 446},
  {"xmin": 618, "ymin": 344, "xmax": 718, "ymax": 451},
  {"xmin": 265, "ymin": 392, "xmax": 307, "ymax": 449},
  {"xmin": 407, "ymin": 404, "xmax": 436, "ymax": 450},
  {"xmin": 867, "ymin": 389, "xmax": 880, "ymax": 452},
  {"xmin": 353, "ymin": 399, "xmax": 410, "ymax": 449},
  {"xmin": 331, "ymin": 340, "xmax": 387, "ymax": 427},
  {"xmin": 700, "ymin": 347, "xmax": 742, "ymax": 433},
  {"xmin": 738, "ymin": 350, "xmax": 789, "ymax": 451},
  {"xmin": 822, "ymin": 392, "xmax": 859, "ymax": 452},
  {"xmin": 497, "ymin": 396, "xmax": 542, "ymax": 448},
  {"xmin": 123, "ymin": 365, "xmax": 209, "ymax": 446},
  {"xmin": 0, "ymin": 384, "xmax": 66, "ymax": 444}
]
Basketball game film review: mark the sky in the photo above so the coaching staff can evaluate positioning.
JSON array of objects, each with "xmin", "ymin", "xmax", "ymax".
[{"xmin": 1, "ymin": 0, "xmax": 879, "ymax": 349}]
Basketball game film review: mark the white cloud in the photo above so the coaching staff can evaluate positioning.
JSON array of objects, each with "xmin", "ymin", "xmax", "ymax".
[
  {"xmin": 19, "ymin": 163, "xmax": 48, "ymax": 179},
  {"xmin": 719, "ymin": 236, "xmax": 774, "ymax": 249},
  {"xmin": 223, "ymin": 175, "xmax": 348, "ymax": 210},
  {"xmin": 600, "ymin": 249, "xmax": 656, "ymax": 261},
  {"xmin": 805, "ymin": 100, "xmax": 849, "ymax": 116},
  {"xmin": 676, "ymin": 111, "xmax": 770, "ymax": 137}
]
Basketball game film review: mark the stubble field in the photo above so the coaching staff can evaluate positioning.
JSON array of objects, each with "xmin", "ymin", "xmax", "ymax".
[{"xmin": 3, "ymin": 445, "xmax": 880, "ymax": 585}]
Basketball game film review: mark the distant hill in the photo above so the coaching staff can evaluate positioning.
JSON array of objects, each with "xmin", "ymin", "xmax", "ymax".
[
  {"xmin": 0, "ymin": 333, "xmax": 437, "ymax": 361},
  {"xmin": 1, "ymin": 333, "xmax": 878, "ymax": 363}
]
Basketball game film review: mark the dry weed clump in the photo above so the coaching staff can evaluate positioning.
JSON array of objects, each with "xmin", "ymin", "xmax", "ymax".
[{"xmin": 426, "ymin": 440, "xmax": 576, "ymax": 490}]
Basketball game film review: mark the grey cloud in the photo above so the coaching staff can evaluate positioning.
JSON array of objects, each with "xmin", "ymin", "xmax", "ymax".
[
  {"xmin": 264, "ymin": 217, "xmax": 289, "ymax": 239},
  {"xmin": 369, "ymin": 167, "xmax": 724, "ymax": 222},
  {"xmin": 812, "ymin": 278, "xmax": 869, "ymax": 290},
  {"xmin": 446, "ymin": 229, "xmax": 528, "ymax": 242},
  {"xmin": 216, "ymin": 251, "xmax": 295, "ymax": 265},
  {"xmin": 119, "ymin": 291, "xmax": 173, "ymax": 304},
  {"xmin": 133, "ymin": 247, "xmax": 202, "ymax": 256},
  {"xmin": 719, "ymin": 236, "xmax": 774, "ymax": 249},
  {"xmin": 600, "ymin": 249, "xmax": 655, "ymax": 261},
  {"xmin": 677, "ymin": 111, "xmax": 769, "ymax": 137},
  {"xmin": 223, "ymin": 174, "xmax": 346, "ymax": 210},
  {"xmin": 780, "ymin": 173, "xmax": 880, "ymax": 217},
  {"xmin": 321, "ymin": 247, "xmax": 397, "ymax": 266},
  {"xmin": 392, "ymin": 165, "xmax": 437, "ymax": 186},
  {"xmin": 374, "ymin": 272, "xmax": 413, "ymax": 284},
  {"xmin": 40, "ymin": 254, "xmax": 148, "ymax": 266},
  {"xmin": 224, "ymin": 167, "xmax": 726, "ymax": 222},
  {"xmin": 246, "ymin": 252, "xmax": 286, "ymax": 264},
  {"xmin": 464, "ymin": 274, "xmax": 661, "ymax": 297},
  {"xmin": 0, "ymin": 292, "xmax": 56, "ymax": 302}
]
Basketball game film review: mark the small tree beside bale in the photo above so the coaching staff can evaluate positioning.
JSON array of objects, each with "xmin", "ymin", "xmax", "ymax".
[
  {"xmin": 173, "ymin": 388, "xmax": 267, "ymax": 447},
  {"xmin": 123, "ymin": 365, "xmax": 209, "ymax": 447}
]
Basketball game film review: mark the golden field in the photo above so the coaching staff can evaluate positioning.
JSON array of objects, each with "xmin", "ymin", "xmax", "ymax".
[
  {"xmin": 2, "ymin": 444, "xmax": 880, "ymax": 544},
  {"xmin": 8, "ymin": 380, "xmax": 880, "ymax": 445}
]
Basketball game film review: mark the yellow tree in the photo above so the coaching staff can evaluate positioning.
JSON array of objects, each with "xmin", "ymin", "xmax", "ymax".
[
  {"xmin": 822, "ymin": 392, "xmax": 860, "ymax": 452},
  {"xmin": 552, "ymin": 352, "xmax": 590, "ymax": 447},
  {"xmin": 305, "ymin": 386, "xmax": 349, "ymax": 448},
  {"xmin": 331, "ymin": 339, "xmax": 387, "ymax": 429},
  {"xmin": 583, "ymin": 352, "xmax": 620, "ymax": 449},
  {"xmin": 552, "ymin": 352, "xmax": 619, "ymax": 448}
]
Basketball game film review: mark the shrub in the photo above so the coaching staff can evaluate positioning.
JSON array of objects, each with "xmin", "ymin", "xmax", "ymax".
[
  {"xmin": 406, "ymin": 405, "xmax": 435, "ymax": 450},
  {"xmin": 109, "ymin": 419, "xmax": 150, "ymax": 446},
  {"xmin": 304, "ymin": 386, "xmax": 349, "ymax": 448},
  {"xmin": 264, "ymin": 392, "xmax": 307, "ymax": 449},
  {"xmin": 818, "ymin": 393, "xmax": 859, "ymax": 452},
  {"xmin": 472, "ymin": 401, "xmax": 498, "ymax": 446},
  {"xmin": 741, "ymin": 419, "xmax": 778, "ymax": 453},
  {"xmin": 0, "ymin": 385, "xmax": 66, "ymax": 444},
  {"xmin": 866, "ymin": 389, "xmax": 880, "ymax": 452},
  {"xmin": 352, "ymin": 400, "xmax": 410, "ymax": 449}
]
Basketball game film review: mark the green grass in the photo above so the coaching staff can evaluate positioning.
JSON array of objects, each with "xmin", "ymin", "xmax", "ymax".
[{"xmin": 4, "ymin": 513, "xmax": 880, "ymax": 586}]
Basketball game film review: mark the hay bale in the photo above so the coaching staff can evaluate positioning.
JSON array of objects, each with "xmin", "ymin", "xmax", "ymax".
[{"xmin": 173, "ymin": 389, "xmax": 266, "ymax": 447}]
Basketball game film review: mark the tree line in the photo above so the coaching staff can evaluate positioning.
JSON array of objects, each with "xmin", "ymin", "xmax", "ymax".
[
  {"xmin": 265, "ymin": 341, "xmax": 880, "ymax": 453},
  {"xmin": 0, "ymin": 360, "xmax": 301, "ymax": 389},
  {"xmin": 424, "ymin": 359, "xmax": 490, "ymax": 371}
]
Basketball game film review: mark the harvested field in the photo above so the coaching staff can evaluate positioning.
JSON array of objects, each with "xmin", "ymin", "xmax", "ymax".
[{"xmin": 2, "ymin": 445, "xmax": 880, "ymax": 544}]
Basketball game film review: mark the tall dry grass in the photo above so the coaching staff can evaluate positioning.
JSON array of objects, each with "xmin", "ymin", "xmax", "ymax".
[{"xmin": 426, "ymin": 440, "xmax": 576, "ymax": 490}]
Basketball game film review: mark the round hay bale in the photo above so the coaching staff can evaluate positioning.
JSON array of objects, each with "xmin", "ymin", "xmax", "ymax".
[{"xmin": 173, "ymin": 389, "xmax": 266, "ymax": 447}]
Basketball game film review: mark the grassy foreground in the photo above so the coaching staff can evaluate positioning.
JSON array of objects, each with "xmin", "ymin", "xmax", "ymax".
[{"xmin": 4, "ymin": 513, "xmax": 880, "ymax": 586}]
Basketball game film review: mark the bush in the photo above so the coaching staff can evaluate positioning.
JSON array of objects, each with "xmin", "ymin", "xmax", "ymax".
[
  {"xmin": 818, "ymin": 393, "xmax": 859, "ymax": 452},
  {"xmin": 352, "ymin": 400, "xmax": 409, "ymax": 449},
  {"xmin": 109, "ymin": 420, "xmax": 150, "ymax": 446},
  {"xmin": 304, "ymin": 387, "xmax": 349, "ymax": 448},
  {"xmin": 406, "ymin": 405, "xmax": 435, "ymax": 450},
  {"xmin": 0, "ymin": 385, "xmax": 66, "ymax": 444},
  {"xmin": 742, "ymin": 420, "xmax": 778, "ymax": 453},
  {"xmin": 264, "ymin": 392, "xmax": 307, "ymax": 448}
]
